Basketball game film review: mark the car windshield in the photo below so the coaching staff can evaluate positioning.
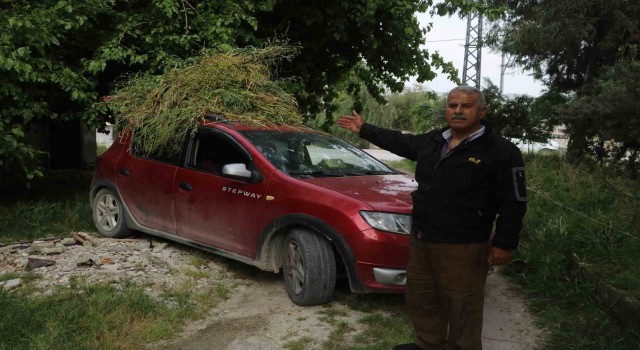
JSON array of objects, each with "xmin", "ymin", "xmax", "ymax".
[{"xmin": 240, "ymin": 130, "xmax": 399, "ymax": 178}]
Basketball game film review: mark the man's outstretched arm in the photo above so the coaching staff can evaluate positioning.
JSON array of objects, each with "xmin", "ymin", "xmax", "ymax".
[{"xmin": 337, "ymin": 110, "xmax": 423, "ymax": 161}]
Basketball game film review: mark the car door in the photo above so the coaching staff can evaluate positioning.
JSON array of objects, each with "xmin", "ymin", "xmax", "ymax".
[
  {"xmin": 173, "ymin": 129, "xmax": 270, "ymax": 257},
  {"xmin": 115, "ymin": 136, "xmax": 181, "ymax": 234}
]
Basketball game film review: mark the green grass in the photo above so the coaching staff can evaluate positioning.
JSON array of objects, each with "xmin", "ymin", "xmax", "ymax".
[
  {"xmin": 96, "ymin": 144, "xmax": 109, "ymax": 155},
  {"xmin": 283, "ymin": 336, "xmax": 314, "ymax": 350},
  {"xmin": 313, "ymin": 293, "xmax": 413, "ymax": 350},
  {"xmin": 386, "ymin": 159, "xmax": 416, "ymax": 174},
  {"xmin": 188, "ymin": 254, "xmax": 210, "ymax": 268},
  {"xmin": 0, "ymin": 279, "xmax": 197, "ymax": 350},
  {"xmin": 0, "ymin": 171, "xmax": 95, "ymax": 243},
  {"xmin": 507, "ymin": 155, "xmax": 640, "ymax": 349}
]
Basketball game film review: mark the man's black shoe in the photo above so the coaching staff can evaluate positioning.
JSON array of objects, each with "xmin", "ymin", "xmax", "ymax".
[{"xmin": 392, "ymin": 343, "xmax": 422, "ymax": 350}]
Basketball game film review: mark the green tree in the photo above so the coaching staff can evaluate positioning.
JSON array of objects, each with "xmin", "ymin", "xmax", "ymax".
[
  {"xmin": 2, "ymin": 0, "xmax": 462, "ymax": 184},
  {"xmin": 481, "ymin": 0, "xmax": 640, "ymax": 163},
  {"xmin": 0, "ymin": 0, "xmax": 273, "ymax": 183},
  {"xmin": 410, "ymin": 91, "xmax": 447, "ymax": 133},
  {"xmin": 255, "ymin": 0, "xmax": 459, "ymax": 120},
  {"xmin": 482, "ymin": 80, "xmax": 558, "ymax": 143},
  {"xmin": 557, "ymin": 58, "xmax": 640, "ymax": 178},
  {"xmin": 319, "ymin": 85, "xmax": 444, "ymax": 147}
]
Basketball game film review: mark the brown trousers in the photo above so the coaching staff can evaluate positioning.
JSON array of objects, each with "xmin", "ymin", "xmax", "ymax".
[{"xmin": 405, "ymin": 235, "xmax": 489, "ymax": 350}]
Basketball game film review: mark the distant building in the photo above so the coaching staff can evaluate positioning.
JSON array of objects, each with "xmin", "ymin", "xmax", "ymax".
[{"xmin": 550, "ymin": 125, "xmax": 569, "ymax": 150}]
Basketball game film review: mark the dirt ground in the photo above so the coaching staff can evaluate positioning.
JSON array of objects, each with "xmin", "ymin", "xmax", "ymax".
[
  {"xmin": 151, "ymin": 266, "xmax": 543, "ymax": 350},
  {"xmin": 1, "ymin": 233, "xmax": 544, "ymax": 350}
]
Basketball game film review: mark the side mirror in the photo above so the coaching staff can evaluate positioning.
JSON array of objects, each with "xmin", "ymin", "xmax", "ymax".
[{"xmin": 221, "ymin": 163, "xmax": 262, "ymax": 182}]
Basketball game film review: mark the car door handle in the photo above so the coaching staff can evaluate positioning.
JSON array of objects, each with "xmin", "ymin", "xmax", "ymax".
[
  {"xmin": 178, "ymin": 182, "xmax": 192, "ymax": 191},
  {"xmin": 118, "ymin": 167, "xmax": 130, "ymax": 176}
]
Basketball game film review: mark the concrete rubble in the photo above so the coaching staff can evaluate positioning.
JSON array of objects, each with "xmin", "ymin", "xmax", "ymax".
[{"xmin": 0, "ymin": 232, "xmax": 234, "ymax": 298}]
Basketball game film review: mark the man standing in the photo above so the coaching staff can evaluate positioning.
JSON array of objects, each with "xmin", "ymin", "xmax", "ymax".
[{"xmin": 337, "ymin": 86, "xmax": 527, "ymax": 350}]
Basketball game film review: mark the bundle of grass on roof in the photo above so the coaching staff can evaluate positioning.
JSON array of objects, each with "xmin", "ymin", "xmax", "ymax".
[{"xmin": 107, "ymin": 45, "xmax": 303, "ymax": 157}]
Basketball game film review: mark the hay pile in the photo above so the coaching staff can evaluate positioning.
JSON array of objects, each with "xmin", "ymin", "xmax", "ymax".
[{"xmin": 107, "ymin": 45, "xmax": 303, "ymax": 156}]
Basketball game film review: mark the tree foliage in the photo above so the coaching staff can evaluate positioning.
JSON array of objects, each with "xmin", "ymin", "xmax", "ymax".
[
  {"xmin": 484, "ymin": 0, "xmax": 640, "ymax": 90},
  {"xmin": 482, "ymin": 80, "xmax": 559, "ymax": 143},
  {"xmin": 255, "ymin": 0, "xmax": 459, "ymax": 118},
  {"xmin": 318, "ymin": 86, "xmax": 444, "ymax": 147},
  {"xmin": 484, "ymin": 0, "xmax": 640, "ymax": 167},
  {"xmin": 557, "ymin": 58, "xmax": 640, "ymax": 177},
  {"xmin": 0, "ymin": 0, "xmax": 273, "ymax": 182},
  {"xmin": 1, "ymin": 0, "xmax": 459, "ymax": 184}
]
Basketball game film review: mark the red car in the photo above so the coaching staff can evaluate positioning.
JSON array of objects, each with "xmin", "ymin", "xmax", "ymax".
[{"xmin": 90, "ymin": 117, "xmax": 416, "ymax": 305}]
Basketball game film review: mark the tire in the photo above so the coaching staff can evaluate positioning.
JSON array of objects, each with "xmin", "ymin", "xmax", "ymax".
[
  {"xmin": 283, "ymin": 229, "xmax": 336, "ymax": 306},
  {"xmin": 92, "ymin": 188, "xmax": 132, "ymax": 238}
]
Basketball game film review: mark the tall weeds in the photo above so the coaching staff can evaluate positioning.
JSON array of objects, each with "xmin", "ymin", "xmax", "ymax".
[{"xmin": 509, "ymin": 155, "xmax": 640, "ymax": 349}]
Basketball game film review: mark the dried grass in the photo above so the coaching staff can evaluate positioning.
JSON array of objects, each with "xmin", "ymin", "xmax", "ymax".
[{"xmin": 107, "ymin": 45, "xmax": 303, "ymax": 156}]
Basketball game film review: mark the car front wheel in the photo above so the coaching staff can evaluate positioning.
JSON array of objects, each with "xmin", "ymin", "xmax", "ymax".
[
  {"xmin": 92, "ymin": 188, "xmax": 132, "ymax": 238},
  {"xmin": 283, "ymin": 229, "xmax": 336, "ymax": 306}
]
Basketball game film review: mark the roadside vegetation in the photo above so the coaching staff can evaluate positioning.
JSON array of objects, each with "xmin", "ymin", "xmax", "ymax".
[
  {"xmin": 0, "ymin": 172, "xmax": 94, "ymax": 244},
  {"xmin": 0, "ymin": 279, "xmax": 198, "ymax": 350},
  {"xmin": 513, "ymin": 155, "xmax": 640, "ymax": 349}
]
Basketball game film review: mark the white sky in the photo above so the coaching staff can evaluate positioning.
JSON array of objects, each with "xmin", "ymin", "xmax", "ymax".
[{"xmin": 411, "ymin": 12, "xmax": 546, "ymax": 97}]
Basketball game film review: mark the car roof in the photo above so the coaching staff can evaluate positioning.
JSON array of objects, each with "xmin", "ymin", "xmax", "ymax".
[{"xmin": 201, "ymin": 120, "xmax": 322, "ymax": 134}]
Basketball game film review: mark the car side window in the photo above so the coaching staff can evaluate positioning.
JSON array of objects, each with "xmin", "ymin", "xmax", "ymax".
[
  {"xmin": 189, "ymin": 132, "xmax": 250, "ymax": 175},
  {"xmin": 130, "ymin": 134, "xmax": 181, "ymax": 165}
]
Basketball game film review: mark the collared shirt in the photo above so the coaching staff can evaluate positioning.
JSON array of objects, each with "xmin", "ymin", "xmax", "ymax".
[{"xmin": 441, "ymin": 126, "xmax": 485, "ymax": 159}]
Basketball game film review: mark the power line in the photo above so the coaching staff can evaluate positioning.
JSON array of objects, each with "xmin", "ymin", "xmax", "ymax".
[
  {"xmin": 529, "ymin": 186, "xmax": 638, "ymax": 241},
  {"xmin": 427, "ymin": 38, "xmax": 466, "ymax": 42}
]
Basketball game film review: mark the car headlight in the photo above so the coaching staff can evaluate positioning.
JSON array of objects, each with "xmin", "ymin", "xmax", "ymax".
[{"xmin": 360, "ymin": 211, "xmax": 412, "ymax": 235}]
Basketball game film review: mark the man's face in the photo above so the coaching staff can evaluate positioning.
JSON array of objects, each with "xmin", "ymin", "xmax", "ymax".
[{"xmin": 445, "ymin": 91, "xmax": 486, "ymax": 134}]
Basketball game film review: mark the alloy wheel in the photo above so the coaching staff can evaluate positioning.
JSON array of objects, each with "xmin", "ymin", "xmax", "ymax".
[
  {"xmin": 96, "ymin": 193, "xmax": 120, "ymax": 232},
  {"xmin": 286, "ymin": 240, "xmax": 305, "ymax": 295}
]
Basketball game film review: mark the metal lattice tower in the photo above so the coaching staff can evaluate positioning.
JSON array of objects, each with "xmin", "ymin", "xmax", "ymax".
[{"xmin": 462, "ymin": 13, "xmax": 483, "ymax": 88}]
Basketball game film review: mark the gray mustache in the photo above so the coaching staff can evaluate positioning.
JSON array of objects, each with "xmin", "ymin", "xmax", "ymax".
[{"xmin": 451, "ymin": 115, "xmax": 467, "ymax": 120}]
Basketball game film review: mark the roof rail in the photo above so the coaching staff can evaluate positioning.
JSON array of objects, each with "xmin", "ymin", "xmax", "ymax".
[{"xmin": 203, "ymin": 114, "xmax": 230, "ymax": 123}]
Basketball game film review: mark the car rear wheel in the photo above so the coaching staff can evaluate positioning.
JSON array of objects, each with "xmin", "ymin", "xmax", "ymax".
[
  {"xmin": 92, "ymin": 188, "xmax": 132, "ymax": 238},
  {"xmin": 283, "ymin": 229, "xmax": 336, "ymax": 306}
]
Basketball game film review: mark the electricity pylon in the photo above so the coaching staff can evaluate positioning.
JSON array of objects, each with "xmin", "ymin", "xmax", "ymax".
[{"xmin": 462, "ymin": 13, "xmax": 483, "ymax": 88}]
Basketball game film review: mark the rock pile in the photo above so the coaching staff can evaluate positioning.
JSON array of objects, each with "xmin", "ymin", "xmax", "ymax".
[{"xmin": 0, "ymin": 232, "xmax": 233, "ymax": 298}]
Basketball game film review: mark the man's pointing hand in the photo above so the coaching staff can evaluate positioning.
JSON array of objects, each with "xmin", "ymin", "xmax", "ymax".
[{"xmin": 336, "ymin": 110, "xmax": 364, "ymax": 134}]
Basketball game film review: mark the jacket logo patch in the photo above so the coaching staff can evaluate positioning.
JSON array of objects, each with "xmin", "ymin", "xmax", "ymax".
[
  {"xmin": 512, "ymin": 167, "xmax": 527, "ymax": 202},
  {"xmin": 468, "ymin": 157, "xmax": 481, "ymax": 165}
]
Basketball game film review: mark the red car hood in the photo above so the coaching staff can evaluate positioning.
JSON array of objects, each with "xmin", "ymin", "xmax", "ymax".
[{"xmin": 301, "ymin": 174, "xmax": 416, "ymax": 213}]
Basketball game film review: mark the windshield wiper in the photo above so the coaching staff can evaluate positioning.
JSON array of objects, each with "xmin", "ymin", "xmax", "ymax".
[
  {"xmin": 287, "ymin": 170, "xmax": 346, "ymax": 178},
  {"xmin": 345, "ymin": 170, "xmax": 398, "ymax": 176},
  {"xmin": 364, "ymin": 170, "xmax": 398, "ymax": 175}
]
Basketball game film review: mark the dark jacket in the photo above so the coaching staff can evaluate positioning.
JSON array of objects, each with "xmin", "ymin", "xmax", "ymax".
[{"xmin": 359, "ymin": 122, "xmax": 527, "ymax": 250}]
